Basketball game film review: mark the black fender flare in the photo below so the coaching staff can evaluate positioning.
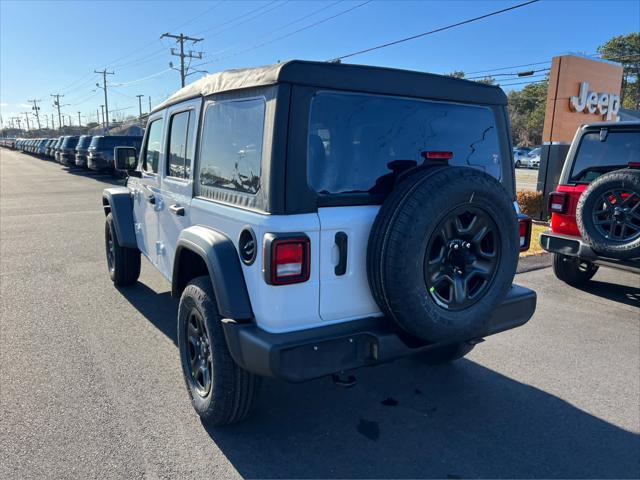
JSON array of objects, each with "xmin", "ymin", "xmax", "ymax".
[
  {"xmin": 173, "ymin": 226, "xmax": 253, "ymax": 321},
  {"xmin": 102, "ymin": 187, "xmax": 137, "ymax": 249}
]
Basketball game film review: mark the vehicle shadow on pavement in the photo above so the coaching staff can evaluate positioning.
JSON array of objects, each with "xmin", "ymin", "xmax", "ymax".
[
  {"xmin": 575, "ymin": 278, "xmax": 640, "ymax": 309},
  {"xmin": 117, "ymin": 282, "xmax": 640, "ymax": 479},
  {"xmin": 64, "ymin": 167, "xmax": 125, "ymax": 187},
  {"xmin": 117, "ymin": 284, "xmax": 178, "ymax": 344},
  {"xmin": 204, "ymin": 357, "xmax": 639, "ymax": 479}
]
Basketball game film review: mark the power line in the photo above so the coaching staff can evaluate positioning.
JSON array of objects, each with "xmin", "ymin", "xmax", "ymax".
[
  {"xmin": 161, "ymin": 33, "xmax": 204, "ymax": 87},
  {"xmin": 95, "ymin": 69, "xmax": 115, "ymax": 129},
  {"xmin": 27, "ymin": 99, "xmax": 42, "ymax": 130},
  {"xmin": 464, "ymin": 60, "xmax": 551, "ymax": 76},
  {"xmin": 499, "ymin": 78, "xmax": 548, "ymax": 87},
  {"xmin": 330, "ymin": 0, "xmax": 540, "ymax": 61},
  {"xmin": 465, "ymin": 67, "xmax": 550, "ymax": 80},
  {"xmin": 200, "ymin": 0, "xmax": 373, "ymax": 66},
  {"xmin": 193, "ymin": 0, "xmax": 282, "ymax": 37},
  {"xmin": 199, "ymin": 0, "xmax": 343, "ymax": 62}
]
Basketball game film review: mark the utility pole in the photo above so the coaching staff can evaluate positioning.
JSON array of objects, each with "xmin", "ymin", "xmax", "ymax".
[
  {"xmin": 100, "ymin": 105, "xmax": 105, "ymax": 127},
  {"xmin": 45, "ymin": 116, "xmax": 49, "ymax": 129},
  {"xmin": 160, "ymin": 32, "xmax": 203, "ymax": 87},
  {"xmin": 22, "ymin": 112, "xmax": 30, "ymax": 131},
  {"xmin": 15, "ymin": 117, "xmax": 22, "ymax": 131},
  {"xmin": 136, "ymin": 94, "xmax": 144, "ymax": 118},
  {"xmin": 94, "ymin": 69, "xmax": 114, "ymax": 130},
  {"xmin": 77, "ymin": 111, "xmax": 82, "ymax": 127},
  {"xmin": 50, "ymin": 113, "xmax": 54, "ymax": 130},
  {"xmin": 148, "ymin": 96, "xmax": 152, "ymax": 112},
  {"xmin": 28, "ymin": 99, "xmax": 42, "ymax": 130},
  {"xmin": 68, "ymin": 115, "xmax": 72, "ymax": 127},
  {"xmin": 51, "ymin": 94, "xmax": 64, "ymax": 130}
]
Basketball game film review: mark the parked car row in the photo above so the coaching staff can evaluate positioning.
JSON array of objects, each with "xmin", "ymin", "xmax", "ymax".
[
  {"xmin": 513, "ymin": 146, "xmax": 541, "ymax": 169},
  {"xmin": 8, "ymin": 135, "xmax": 143, "ymax": 172}
]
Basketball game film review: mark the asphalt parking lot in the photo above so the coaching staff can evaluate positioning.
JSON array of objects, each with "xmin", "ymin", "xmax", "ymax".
[
  {"xmin": 515, "ymin": 167, "xmax": 539, "ymax": 191},
  {"xmin": 1, "ymin": 148, "xmax": 639, "ymax": 479}
]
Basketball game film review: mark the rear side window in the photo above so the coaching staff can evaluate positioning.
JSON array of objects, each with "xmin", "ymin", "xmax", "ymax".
[
  {"xmin": 143, "ymin": 119, "xmax": 164, "ymax": 174},
  {"xmin": 198, "ymin": 98, "xmax": 265, "ymax": 195},
  {"xmin": 570, "ymin": 131, "xmax": 640, "ymax": 183},
  {"xmin": 167, "ymin": 110, "xmax": 195, "ymax": 179},
  {"xmin": 307, "ymin": 92, "xmax": 502, "ymax": 195}
]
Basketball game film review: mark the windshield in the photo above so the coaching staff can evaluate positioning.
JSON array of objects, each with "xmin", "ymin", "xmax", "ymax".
[
  {"xmin": 569, "ymin": 130, "xmax": 640, "ymax": 183},
  {"xmin": 307, "ymin": 91, "xmax": 502, "ymax": 195},
  {"xmin": 77, "ymin": 136, "xmax": 92, "ymax": 148}
]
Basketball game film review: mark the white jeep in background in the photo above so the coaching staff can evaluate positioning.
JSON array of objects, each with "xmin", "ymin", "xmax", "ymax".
[{"xmin": 102, "ymin": 60, "xmax": 536, "ymax": 426}]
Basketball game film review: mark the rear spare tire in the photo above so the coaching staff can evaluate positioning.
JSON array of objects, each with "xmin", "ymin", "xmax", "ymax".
[
  {"xmin": 576, "ymin": 169, "xmax": 640, "ymax": 260},
  {"xmin": 367, "ymin": 167, "xmax": 518, "ymax": 342}
]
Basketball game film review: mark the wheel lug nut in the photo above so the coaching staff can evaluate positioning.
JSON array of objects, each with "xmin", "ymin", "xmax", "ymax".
[{"xmin": 453, "ymin": 244, "xmax": 459, "ymax": 250}]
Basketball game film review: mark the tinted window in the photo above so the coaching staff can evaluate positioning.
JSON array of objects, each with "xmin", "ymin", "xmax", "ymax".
[
  {"xmin": 61, "ymin": 137, "xmax": 79, "ymax": 148},
  {"xmin": 307, "ymin": 92, "xmax": 502, "ymax": 195},
  {"xmin": 77, "ymin": 136, "xmax": 93, "ymax": 149},
  {"xmin": 167, "ymin": 110, "xmax": 195, "ymax": 179},
  {"xmin": 199, "ymin": 98, "xmax": 264, "ymax": 195},
  {"xmin": 143, "ymin": 120, "xmax": 164, "ymax": 174},
  {"xmin": 570, "ymin": 131, "xmax": 640, "ymax": 183}
]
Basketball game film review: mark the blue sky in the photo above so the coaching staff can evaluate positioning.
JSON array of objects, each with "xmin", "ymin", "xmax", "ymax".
[{"xmin": 1, "ymin": 0, "xmax": 638, "ymax": 127}]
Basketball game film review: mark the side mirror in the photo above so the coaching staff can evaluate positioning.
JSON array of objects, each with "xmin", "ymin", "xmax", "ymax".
[{"xmin": 114, "ymin": 147, "xmax": 140, "ymax": 177}]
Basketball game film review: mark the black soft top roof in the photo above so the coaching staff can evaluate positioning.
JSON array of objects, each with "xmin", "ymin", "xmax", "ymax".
[{"xmin": 154, "ymin": 60, "xmax": 507, "ymax": 113}]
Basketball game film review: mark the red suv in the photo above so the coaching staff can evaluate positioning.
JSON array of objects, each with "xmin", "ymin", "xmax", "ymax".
[{"xmin": 541, "ymin": 121, "xmax": 640, "ymax": 284}]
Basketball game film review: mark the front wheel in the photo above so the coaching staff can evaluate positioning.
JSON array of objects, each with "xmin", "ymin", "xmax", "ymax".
[
  {"xmin": 552, "ymin": 253, "xmax": 598, "ymax": 286},
  {"xmin": 105, "ymin": 213, "xmax": 140, "ymax": 286},
  {"xmin": 515, "ymin": 160, "xmax": 521, "ymax": 168},
  {"xmin": 177, "ymin": 276, "xmax": 260, "ymax": 426}
]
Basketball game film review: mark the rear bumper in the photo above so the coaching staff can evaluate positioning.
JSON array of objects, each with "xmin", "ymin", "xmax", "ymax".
[
  {"xmin": 540, "ymin": 230, "xmax": 640, "ymax": 272},
  {"xmin": 222, "ymin": 284, "xmax": 536, "ymax": 382}
]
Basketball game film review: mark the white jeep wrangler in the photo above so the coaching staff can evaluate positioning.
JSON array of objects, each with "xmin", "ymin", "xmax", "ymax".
[{"xmin": 102, "ymin": 60, "xmax": 536, "ymax": 426}]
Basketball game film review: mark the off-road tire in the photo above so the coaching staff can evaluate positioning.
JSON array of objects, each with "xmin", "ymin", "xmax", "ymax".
[
  {"xmin": 576, "ymin": 169, "xmax": 640, "ymax": 259},
  {"xmin": 105, "ymin": 213, "xmax": 140, "ymax": 286},
  {"xmin": 177, "ymin": 276, "xmax": 260, "ymax": 426},
  {"xmin": 368, "ymin": 167, "xmax": 519, "ymax": 343},
  {"xmin": 416, "ymin": 342, "xmax": 475, "ymax": 365},
  {"xmin": 552, "ymin": 253, "xmax": 598, "ymax": 286}
]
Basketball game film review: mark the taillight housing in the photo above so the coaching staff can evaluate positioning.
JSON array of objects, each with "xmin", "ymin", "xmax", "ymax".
[
  {"xmin": 518, "ymin": 215, "xmax": 532, "ymax": 252},
  {"xmin": 548, "ymin": 191, "xmax": 568, "ymax": 214},
  {"xmin": 264, "ymin": 233, "xmax": 310, "ymax": 285}
]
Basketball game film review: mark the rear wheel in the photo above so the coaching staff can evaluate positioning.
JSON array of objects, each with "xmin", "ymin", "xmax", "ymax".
[
  {"xmin": 177, "ymin": 276, "xmax": 260, "ymax": 426},
  {"xmin": 552, "ymin": 253, "xmax": 598, "ymax": 286}
]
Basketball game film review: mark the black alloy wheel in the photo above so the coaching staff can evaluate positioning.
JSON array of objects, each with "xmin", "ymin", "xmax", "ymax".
[
  {"xmin": 105, "ymin": 227, "xmax": 115, "ymax": 274},
  {"xmin": 185, "ymin": 310, "xmax": 213, "ymax": 398},
  {"xmin": 424, "ymin": 206, "xmax": 500, "ymax": 311},
  {"xmin": 592, "ymin": 189, "xmax": 640, "ymax": 243}
]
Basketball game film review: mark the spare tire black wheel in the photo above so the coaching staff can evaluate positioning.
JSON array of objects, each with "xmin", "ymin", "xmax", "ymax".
[
  {"xmin": 367, "ymin": 167, "xmax": 519, "ymax": 343},
  {"xmin": 576, "ymin": 169, "xmax": 640, "ymax": 260}
]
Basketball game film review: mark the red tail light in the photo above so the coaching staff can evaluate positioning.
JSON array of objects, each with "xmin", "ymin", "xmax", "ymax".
[
  {"xmin": 264, "ymin": 234, "xmax": 310, "ymax": 285},
  {"xmin": 548, "ymin": 191, "xmax": 568, "ymax": 214},
  {"xmin": 628, "ymin": 162, "xmax": 640, "ymax": 169},
  {"xmin": 421, "ymin": 151, "xmax": 453, "ymax": 161},
  {"xmin": 518, "ymin": 215, "xmax": 532, "ymax": 252}
]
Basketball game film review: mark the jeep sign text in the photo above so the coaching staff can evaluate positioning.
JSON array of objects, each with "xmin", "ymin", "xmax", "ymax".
[{"xmin": 569, "ymin": 81, "xmax": 620, "ymax": 121}]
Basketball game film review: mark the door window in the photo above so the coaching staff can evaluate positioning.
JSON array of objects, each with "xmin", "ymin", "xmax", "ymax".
[
  {"xmin": 198, "ymin": 98, "xmax": 265, "ymax": 195},
  {"xmin": 143, "ymin": 118, "xmax": 164, "ymax": 174},
  {"xmin": 167, "ymin": 110, "xmax": 195, "ymax": 179}
]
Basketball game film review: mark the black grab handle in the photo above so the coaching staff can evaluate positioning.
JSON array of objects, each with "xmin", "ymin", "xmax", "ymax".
[{"xmin": 335, "ymin": 232, "xmax": 348, "ymax": 276}]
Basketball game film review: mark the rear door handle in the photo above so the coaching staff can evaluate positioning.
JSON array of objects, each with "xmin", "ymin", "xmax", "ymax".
[
  {"xmin": 335, "ymin": 232, "xmax": 348, "ymax": 276},
  {"xmin": 147, "ymin": 194, "xmax": 156, "ymax": 205},
  {"xmin": 169, "ymin": 204, "xmax": 185, "ymax": 216}
]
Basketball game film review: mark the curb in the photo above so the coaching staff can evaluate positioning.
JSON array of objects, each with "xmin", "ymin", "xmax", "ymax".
[{"xmin": 517, "ymin": 252, "xmax": 552, "ymax": 274}]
